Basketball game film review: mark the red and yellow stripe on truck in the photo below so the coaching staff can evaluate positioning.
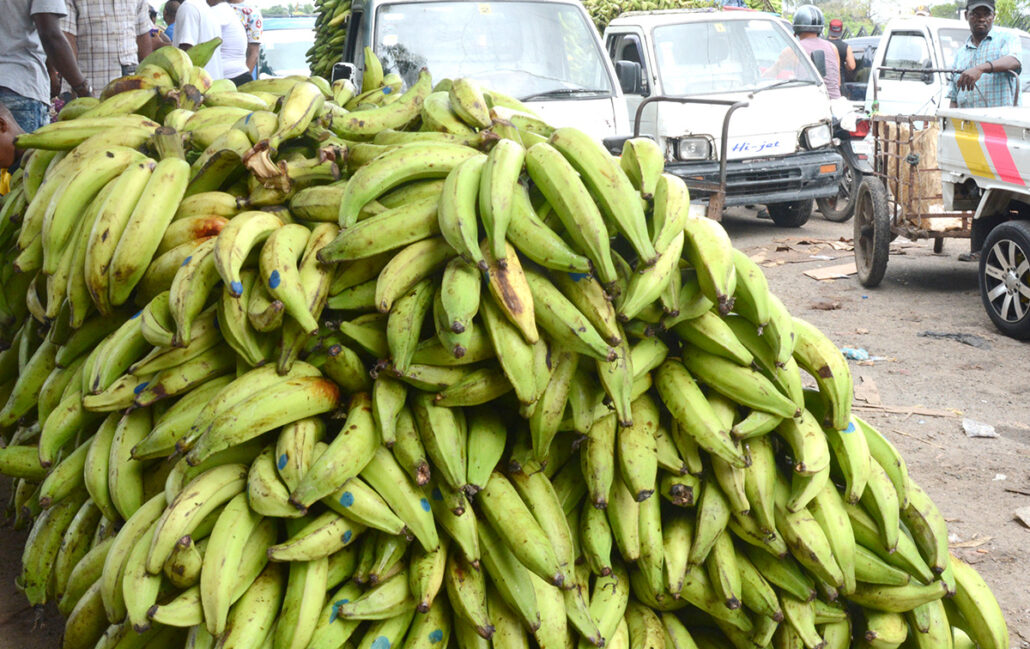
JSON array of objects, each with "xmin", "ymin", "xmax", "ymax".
[{"xmin": 943, "ymin": 113, "xmax": 1029, "ymax": 188}]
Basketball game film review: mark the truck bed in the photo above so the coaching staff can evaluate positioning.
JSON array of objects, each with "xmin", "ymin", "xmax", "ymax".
[{"xmin": 937, "ymin": 107, "xmax": 1030, "ymax": 192}]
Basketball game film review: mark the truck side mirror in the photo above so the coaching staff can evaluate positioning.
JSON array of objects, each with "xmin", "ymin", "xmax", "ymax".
[
  {"xmin": 921, "ymin": 61, "xmax": 934, "ymax": 85},
  {"xmin": 331, "ymin": 62, "xmax": 357, "ymax": 84},
  {"xmin": 615, "ymin": 60, "xmax": 644, "ymax": 95},
  {"xmin": 810, "ymin": 50, "xmax": 827, "ymax": 77}
]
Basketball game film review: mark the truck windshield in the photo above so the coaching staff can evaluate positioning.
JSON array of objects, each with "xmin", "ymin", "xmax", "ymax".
[
  {"xmin": 374, "ymin": 1, "xmax": 614, "ymax": 99},
  {"xmin": 652, "ymin": 18, "xmax": 820, "ymax": 96}
]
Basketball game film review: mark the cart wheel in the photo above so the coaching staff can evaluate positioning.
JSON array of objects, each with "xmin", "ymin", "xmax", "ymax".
[
  {"xmin": 853, "ymin": 176, "xmax": 891, "ymax": 288},
  {"xmin": 817, "ymin": 162, "xmax": 859, "ymax": 222},
  {"xmin": 979, "ymin": 220, "xmax": 1030, "ymax": 340},
  {"xmin": 933, "ymin": 238, "xmax": 944, "ymax": 254}
]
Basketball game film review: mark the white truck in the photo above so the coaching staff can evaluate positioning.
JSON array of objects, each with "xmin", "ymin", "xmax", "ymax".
[
  {"xmin": 862, "ymin": 16, "xmax": 1030, "ymax": 116},
  {"xmin": 939, "ymin": 107, "xmax": 1030, "ymax": 338},
  {"xmin": 603, "ymin": 8, "xmax": 843, "ymax": 227},
  {"xmin": 331, "ymin": 0, "xmax": 630, "ymax": 140},
  {"xmin": 851, "ymin": 107, "xmax": 1030, "ymax": 338}
]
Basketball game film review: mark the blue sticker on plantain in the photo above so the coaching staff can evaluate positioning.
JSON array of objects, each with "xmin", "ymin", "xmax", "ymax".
[{"xmin": 329, "ymin": 599, "xmax": 350, "ymax": 623}]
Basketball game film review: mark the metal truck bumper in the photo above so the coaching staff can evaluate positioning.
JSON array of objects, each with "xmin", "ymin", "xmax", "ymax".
[{"xmin": 666, "ymin": 148, "xmax": 843, "ymax": 206}]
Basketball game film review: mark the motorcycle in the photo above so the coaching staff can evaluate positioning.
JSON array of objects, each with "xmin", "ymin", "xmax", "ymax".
[{"xmin": 816, "ymin": 106, "xmax": 873, "ymax": 222}]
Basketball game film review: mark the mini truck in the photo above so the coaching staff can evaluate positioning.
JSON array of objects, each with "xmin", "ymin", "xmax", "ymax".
[
  {"xmin": 603, "ymin": 8, "xmax": 843, "ymax": 227},
  {"xmin": 852, "ymin": 105, "xmax": 1030, "ymax": 339},
  {"xmin": 331, "ymin": 0, "xmax": 630, "ymax": 140}
]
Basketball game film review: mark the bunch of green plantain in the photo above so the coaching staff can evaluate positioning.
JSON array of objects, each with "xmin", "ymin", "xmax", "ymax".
[
  {"xmin": 580, "ymin": 0, "xmax": 720, "ymax": 32},
  {"xmin": 307, "ymin": 0, "xmax": 353, "ymax": 79},
  {"xmin": 0, "ymin": 44, "xmax": 1011, "ymax": 649}
]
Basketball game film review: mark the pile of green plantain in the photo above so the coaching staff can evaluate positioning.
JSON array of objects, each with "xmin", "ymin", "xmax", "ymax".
[{"xmin": 0, "ymin": 42, "xmax": 1007, "ymax": 649}]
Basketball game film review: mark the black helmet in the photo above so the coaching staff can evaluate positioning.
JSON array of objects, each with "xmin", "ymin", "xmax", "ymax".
[{"xmin": 793, "ymin": 5, "xmax": 825, "ymax": 35}]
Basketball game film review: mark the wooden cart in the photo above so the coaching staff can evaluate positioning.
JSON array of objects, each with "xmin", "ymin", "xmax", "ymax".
[{"xmin": 852, "ymin": 113, "xmax": 975, "ymax": 287}]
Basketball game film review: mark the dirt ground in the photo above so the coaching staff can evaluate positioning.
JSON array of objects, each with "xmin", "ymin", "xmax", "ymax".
[{"xmin": 1, "ymin": 206, "xmax": 1028, "ymax": 649}]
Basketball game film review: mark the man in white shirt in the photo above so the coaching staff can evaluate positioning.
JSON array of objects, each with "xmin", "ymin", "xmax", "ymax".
[
  {"xmin": 208, "ymin": 0, "xmax": 250, "ymax": 85},
  {"xmin": 172, "ymin": 0, "xmax": 223, "ymax": 80}
]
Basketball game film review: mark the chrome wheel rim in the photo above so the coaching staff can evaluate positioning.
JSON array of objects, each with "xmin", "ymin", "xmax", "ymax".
[{"xmin": 984, "ymin": 237, "xmax": 1030, "ymax": 323}]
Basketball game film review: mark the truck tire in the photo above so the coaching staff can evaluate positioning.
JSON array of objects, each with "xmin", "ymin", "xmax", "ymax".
[
  {"xmin": 766, "ymin": 200, "xmax": 812, "ymax": 228},
  {"xmin": 853, "ymin": 176, "xmax": 891, "ymax": 288},
  {"xmin": 979, "ymin": 220, "xmax": 1030, "ymax": 340}
]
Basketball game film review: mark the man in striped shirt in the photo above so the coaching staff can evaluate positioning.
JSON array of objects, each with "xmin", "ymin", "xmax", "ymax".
[
  {"xmin": 61, "ymin": 0, "xmax": 155, "ymax": 91},
  {"xmin": 947, "ymin": 0, "xmax": 1022, "ymax": 108}
]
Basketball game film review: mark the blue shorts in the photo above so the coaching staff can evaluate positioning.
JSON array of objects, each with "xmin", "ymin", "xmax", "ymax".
[{"xmin": 0, "ymin": 87, "xmax": 50, "ymax": 133}]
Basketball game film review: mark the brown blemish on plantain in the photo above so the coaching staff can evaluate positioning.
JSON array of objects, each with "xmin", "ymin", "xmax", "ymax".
[
  {"xmin": 416, "ymin": 462, "xmax": 430, "ymax": 486},
  {"xmin": 191, "ymin": 217, "xmax": 228, "ymax": 239},
  {"xmin": 491, "ymin": 262, "xmax": 525, "ymax": 316},
  {"xmin": 817, "ymin": 365, "xmax": 833, "ymax": 379},
  {"xmin": 318, "ymin": 379, "xmax": 342, "ymax": 406}
]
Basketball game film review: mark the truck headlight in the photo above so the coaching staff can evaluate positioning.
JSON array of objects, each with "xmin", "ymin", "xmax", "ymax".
[
  {"xmin": 673, "ymin": 136, "xmax": 713, "ymax": 161},
  {"xmin": 802, "ymin": 123, "xmax": 832, "ymax": 150}
]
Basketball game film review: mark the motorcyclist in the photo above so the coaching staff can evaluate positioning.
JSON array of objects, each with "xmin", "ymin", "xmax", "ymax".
[
  {"xmin": 793, "ymin": 5, "xmax": 842, "ymax": 99},
  {"xmin": 765, "ymin": 5, "xmax": 842, "ymax": 99}
]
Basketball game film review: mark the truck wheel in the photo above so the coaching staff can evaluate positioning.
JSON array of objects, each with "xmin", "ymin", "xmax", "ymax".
[
  {"xmin": 979, "ymin": 220, "xmax": 1030, "ymax": 339},
  {"xmin": 816, "ymin": 163, "xmax": 859, "ymax": 222},
  {"xmin": 766, "ymin": 200, "xmax": 812, "ymax": 228},
  {"xmin": 853, "ymin": 176, "xmax": 891, "ymax": 288}
]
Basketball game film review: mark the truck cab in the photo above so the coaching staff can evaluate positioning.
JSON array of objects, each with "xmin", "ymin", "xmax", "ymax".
[
  {"xmin": 604, "ymin": 9, "xmax": 842, "ymax": 227},
  {"xmin": 336, "ymin": 0, "xmax": 630, "ymax": 140},
  {"xmin": 863, "ymin": 16, "xmax": 1030, "ymax": 115}
]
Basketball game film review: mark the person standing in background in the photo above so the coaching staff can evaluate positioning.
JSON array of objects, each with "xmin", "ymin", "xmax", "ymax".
[
  {"xmin": 229, "ymin": 0, "xmax": 262, "ymax": 79},
  {"xmin": 0, "ymin": 0, "xmax": 92, "ymax": 133},
  {"xmin": 173, "ymin": 0, "xmax": 224, "ymax": 79},
  {"xmin": 164, "ymin": 0, "xmax": 181, "ymax": 42},
  {"xmin": 1, "ymin": 103, "xmax": 27, "ymax": 196},
  {"xmin": 208, "ymin": 0, "xmax": 251, "ymax": 85},
  {"xmin": 827, "ymin": 19, "xmax": 856, "ymax": 83},
  {"xmin": 150, "ymin": 6, "xmax": 172, "ymax": 48},
  {"xmin": 947, "ymin": 0, "xmax": 1022, "ymax": 109},
  {"xmin": 61, "ymin": 0, "xmax": 154, "ymax": 91}
]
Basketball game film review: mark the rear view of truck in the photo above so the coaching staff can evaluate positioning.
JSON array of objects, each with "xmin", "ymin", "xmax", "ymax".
[{"xmin": 938, "ymin": 106, "xmax": 1030, "ymax": 338}]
